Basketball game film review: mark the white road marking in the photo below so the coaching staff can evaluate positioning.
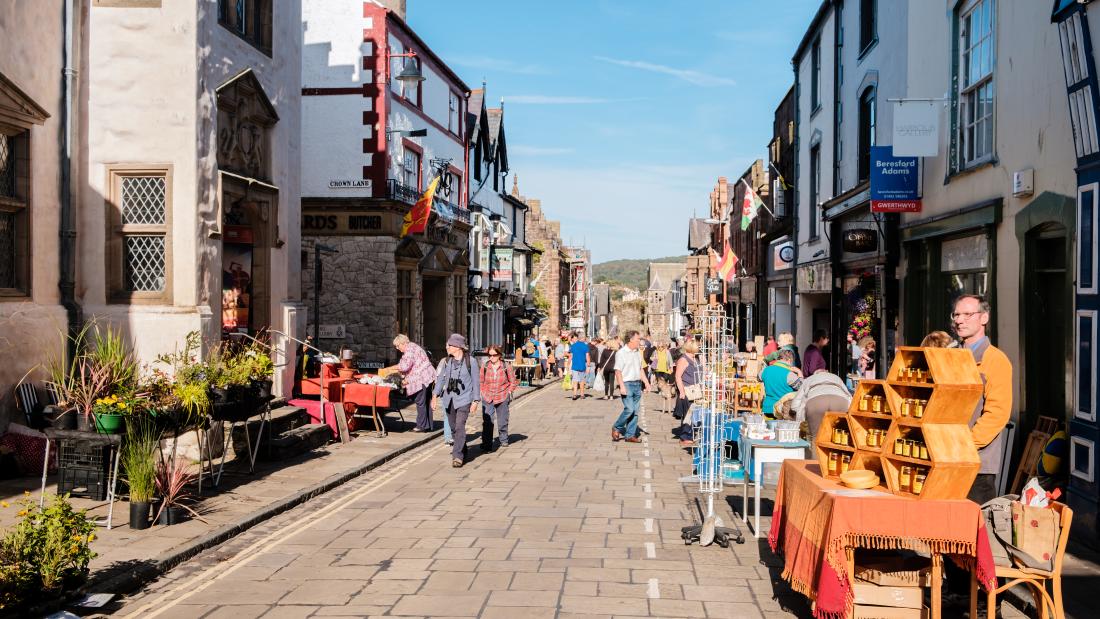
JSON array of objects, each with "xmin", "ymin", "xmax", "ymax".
[
  {"xmin": 644, "ymin": 483, "xmax": 652, "ymax": 494},
  {"xmin": 642, "ymin": 461, "xmax": 650, "ymax": 468},
  {"xmin": 645, "ymin": 541, "xmax": 656, "ymax": 558},
  {"xmin": 647, "ymin": 577, "xmax": 660, "ymax": 599},
  {"xmin": 644, "ymin": 517, "xmax": 654, "ymax": 533},
  {"xmin": 644, "ymin": 449, "xmax": 650, "ymax": 457},
  {"xmin": 643, "ymin": 469, "xmax": 652, "ymax": 479},
  {"xmin": 645, "ymin": 499, "xmax": 653, "ymax": 509}
]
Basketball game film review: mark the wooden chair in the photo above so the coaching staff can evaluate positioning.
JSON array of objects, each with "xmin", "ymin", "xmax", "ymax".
[{"xmin": 972, "ymin": 501, "xmax": 1073, "ymax": 619}]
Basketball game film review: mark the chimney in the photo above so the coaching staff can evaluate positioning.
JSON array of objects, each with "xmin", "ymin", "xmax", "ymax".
[{"xmin": 376, "ymin": 0, "xmax": 407, "ymax": 20}]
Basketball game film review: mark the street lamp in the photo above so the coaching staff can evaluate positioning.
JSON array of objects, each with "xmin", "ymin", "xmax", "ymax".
[{"xmin": 381, "ymin": 47, "xmax": 425, "ymax": 85}]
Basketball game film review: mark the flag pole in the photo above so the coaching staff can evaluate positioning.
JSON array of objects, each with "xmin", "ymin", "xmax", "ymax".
[{"xmin": 768, "ymin": 162, "xmax": 790, "ymax": 190}]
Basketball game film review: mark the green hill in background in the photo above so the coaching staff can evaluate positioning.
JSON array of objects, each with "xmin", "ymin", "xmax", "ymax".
[{"xmin": 593, "ymin": 255, "xmax": 689, "ymax": 292}]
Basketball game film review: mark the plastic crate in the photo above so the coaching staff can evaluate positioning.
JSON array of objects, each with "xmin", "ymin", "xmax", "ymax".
[{"xmin": 56, "ymin": 439, "xmax": 110, "ymax": 501}]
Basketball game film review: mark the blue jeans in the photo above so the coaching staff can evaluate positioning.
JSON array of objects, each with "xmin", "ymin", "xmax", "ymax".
[
  {"xmin": 443, "ymin": 409, "xmax": 452, "ymax": 442},
  {"xmin": 613, "ymin": 381, "xmax": 643, "ymax": 438}
]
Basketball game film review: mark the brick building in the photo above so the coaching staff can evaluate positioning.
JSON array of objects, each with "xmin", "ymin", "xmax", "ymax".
[{"xmin": 524, "ymin": 199, "xmax": 564, "ymax": 339}]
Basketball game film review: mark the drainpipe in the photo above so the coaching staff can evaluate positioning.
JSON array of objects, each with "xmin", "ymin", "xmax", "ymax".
[{"xmin": 59, "ymin": 0, "xmax": 83, "ymax": 362}]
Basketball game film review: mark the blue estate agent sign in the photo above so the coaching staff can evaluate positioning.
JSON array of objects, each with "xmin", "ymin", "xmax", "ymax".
[{"xmin": 870, "ymin": 145, "xmax": 921, "ymax": 213}]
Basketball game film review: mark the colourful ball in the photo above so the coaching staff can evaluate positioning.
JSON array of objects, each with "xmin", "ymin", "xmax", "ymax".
[{"xmin": 1037, "ymin": 430, "xmax": 1068, "ymax": 477}]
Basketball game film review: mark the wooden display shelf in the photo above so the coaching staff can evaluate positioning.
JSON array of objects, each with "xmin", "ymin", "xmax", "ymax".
[
  {"xmin": 880, "ymin": 422, "xmax": 978, "ymax": 500},
  {"xmin": 850, "ymin": 380, "xmax": 893, "ymax": 417},
  {"xmin": 848, "ymin": 411, "xmax": 893, "ymax": 452},
  {"xmin": 815, "ymin": 412, "xmax": 857, "ymax": 478},
  {"xmin": 851, "ymin": 449, "xmax": 887, "ymax": 489}
]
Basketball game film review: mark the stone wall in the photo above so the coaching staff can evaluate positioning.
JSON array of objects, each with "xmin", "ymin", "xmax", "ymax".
[
  {"xmin": 524, "ymin": 200, "xmax": 564, "ymax": 338},
  {"xmin": 302, "ymin": 236, "xmax": 402, "ymax": 364},
  {"xmin": 611, "ymin": 298, "xmax": 646, "ymax": 339}
]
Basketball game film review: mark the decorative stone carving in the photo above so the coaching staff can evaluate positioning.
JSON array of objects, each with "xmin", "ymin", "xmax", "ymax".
[{"xmin": 216, "ymin": 69, "xmax": 278, "ymax": 181}]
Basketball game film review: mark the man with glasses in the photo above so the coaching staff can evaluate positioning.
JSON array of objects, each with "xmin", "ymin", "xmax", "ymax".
[
  {"xmin": 612, "ymin": 330, "xmax": 651, "ymax": 443},
  {"xmin": 952, "ymin": 294, "xmax": 1013, "ymax": 504}
]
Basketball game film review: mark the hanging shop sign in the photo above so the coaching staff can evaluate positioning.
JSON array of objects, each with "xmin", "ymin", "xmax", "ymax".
[
  {"xmin": 892, "ymin": 101, "xmax": 940, "ymax": 157},
  {"xmin": 771, "ymin": 239, "xmax": 795, "ymax": 273},
  {"xmin": 870, "ymin": 146, "xmax": 921, "ymax": 213},
  {"xmin": 705, "ymin": 277, "xmax": 723, "ymax": 294},
  {"xmin": 490, "ymin": 247, "xmax": 514, "ymax": 282},
  {"xmin": 843, "ymin": 228, "xmax": 879, "ymax": 253}
]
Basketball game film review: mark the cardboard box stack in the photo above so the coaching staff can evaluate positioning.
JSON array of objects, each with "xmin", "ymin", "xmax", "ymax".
[{"xmin": 851, "ymin": 555, "xmax": 931, "ymax": 619}]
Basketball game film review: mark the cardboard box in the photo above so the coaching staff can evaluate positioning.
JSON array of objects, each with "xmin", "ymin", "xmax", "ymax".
[
  {"xmin": 851, "ymin": 582, "xmax": 923, "ymax": 609},
  {"xmin": 855, "ymin": 556, "xmax": 933, "ymax": 588},
  {"xmin": 852, "ymin": 604, "xmax": 929, "ymax": 619}
]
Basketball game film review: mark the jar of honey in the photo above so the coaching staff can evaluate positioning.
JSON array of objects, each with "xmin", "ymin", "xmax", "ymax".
[
  {"xmin": 900, "ymin": 466, "xmax": 912, "ymax": 493},
  {"xmin": 872, "ymin": 396, "xmax": 883, "ymax": 413},
  {"xmin": 841, "ymin": 455, "xmax": 851, "ymax": 473},
  {"xmin": 913, "ymin": 470, "xmax": 926, "ymax": 495},
  {"xmin": 859, "ymin": 395, "xmax": 870, "ymax": 411},
  {"xmin": 828, "ymin": 452, "xmax": 839, "ymax": 475},
  {"xmin": 919, "ymin": 444, "xmax": 929, "ymax": 460},
  {"xmin": 902, "ymin": 439, "xmax": 913, "ymax": 457},
  {"xmin": 894, "ymin": 439, "xmax": 904, "ymax": 455}
]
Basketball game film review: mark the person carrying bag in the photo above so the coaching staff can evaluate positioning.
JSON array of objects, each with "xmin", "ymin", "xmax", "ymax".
[{"xmin": 478, "ymin": 345, "xmax": 516, "ymax": 453}]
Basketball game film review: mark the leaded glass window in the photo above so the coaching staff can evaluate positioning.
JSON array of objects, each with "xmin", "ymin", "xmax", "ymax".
[
  {"xmin": 111, "ymin": 169, "xmax": 170, "ymax": 300},
  {"xmin": 0, "ymin": 134, "xmax": 14, "ymax": 199}
]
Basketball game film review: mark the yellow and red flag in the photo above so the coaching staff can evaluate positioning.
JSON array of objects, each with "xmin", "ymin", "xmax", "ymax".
[
  {"xmin": 400, "ymin": 176, "xmax": 440, "ymax": 237},
  {"xmin": 715, "ymin": 244, "xmax": 739, "ymax": 282}
]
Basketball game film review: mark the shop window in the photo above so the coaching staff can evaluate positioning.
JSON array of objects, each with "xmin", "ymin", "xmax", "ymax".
[
  {"xmin": 1058, "ymin": 12, "xmax": 1098, "ymax": 158},
  {"xmin": 0, "ymin": 130, "xmax": 29, "ymax": 296},
  {"xmin": 1079, "ymin": 184, "xmax": 1097, "ymax": 294},
  {"xmin": 940, "ymin": 234, "xmax": 989, "ymax": 320},
  {"xmin": 1077, "ymin": 310, "xmax": 1096, "ymax": 421},
  {"xmin": 107, "ymin": 167, "xmax": 172, "ymax": 303},
  {"xmin": 452, "ymin": 274, "xmax": 466, "ymax": 336},
  {"xmin": 217, "ymin": 0, "xmax": 273, "ymax": 56},
  {"xmin": 955, "ymin": 0, "xmax": 995, "ymax": 169},
  {"xmin": 858, "ymin": 87, "xmax": 876, "ymax": 183},
  {"xmin": 859, "ymin": 0, "xmax": 877, "ymax": 54},
  {"xmin": 396, "ymin": 268, "xmax": 415, "ymax": 336}
]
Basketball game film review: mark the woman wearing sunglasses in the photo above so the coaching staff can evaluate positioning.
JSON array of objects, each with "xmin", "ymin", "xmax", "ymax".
[{"xmin": 479, "ymin": 344, "xmax": 517, "ymax": 452}]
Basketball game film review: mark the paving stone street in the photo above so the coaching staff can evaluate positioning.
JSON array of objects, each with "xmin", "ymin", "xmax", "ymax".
[{"xmin": 106, "ymin": 386, "xmax": 809, "ymax": 618}]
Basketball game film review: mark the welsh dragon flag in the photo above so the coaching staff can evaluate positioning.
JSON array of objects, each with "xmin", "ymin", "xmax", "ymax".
[
  {"xmin": 740, "ymin": 180, "xmax": 765, "ymax": 231},
  {"xmin": 400, "ymin": 176, "xmax": 440, "ymax": 237}
]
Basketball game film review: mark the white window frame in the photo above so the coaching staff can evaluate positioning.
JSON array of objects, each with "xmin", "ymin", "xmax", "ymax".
[
  {"xmin": 1071, "ymin": 435, "xmax": 1095, "ymax": 483},
  {"xmin": 448, "ymin": 90, "xmax": 461, "ymax": 135},
  {"xmin": 957, "ymin": 0, "xmax": 996, "ymax": 169},
  {"xmin": 1079, "ymin": 183, "xmax": 1098, "ymax": 295},
  {"xmin": 1077, "ymin": 309, "xmax": 1097, "ymax": 422}
]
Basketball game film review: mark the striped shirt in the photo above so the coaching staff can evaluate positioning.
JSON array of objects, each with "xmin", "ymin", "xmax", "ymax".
[{"xmin": 397, "ymin": 342, "xmax": 435, "ymax": 395}]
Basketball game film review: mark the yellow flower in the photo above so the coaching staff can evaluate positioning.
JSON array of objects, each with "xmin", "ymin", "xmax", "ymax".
[
  {"xmin": 23, "ymin": 491, "xmax": 29, "ymax": 497},
  {"xmin": 1, "ymin": 501, "xmax": 8, "ymax": 508},
  {"xmin": 17, "ymin": 510, "xmax": 27, "ymax": 517},
  {"xmin": 88, "ymin": 533, "xmax": 95, "ymax": 542}
]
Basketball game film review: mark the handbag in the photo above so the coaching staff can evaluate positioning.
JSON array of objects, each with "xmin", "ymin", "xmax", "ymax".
[
  {"xmin": 562, "ymin": 372, "xmax": 572, "ymax": 390},
  {"xmin": 593, "ymin": 373, "xmax": 606, "ymax": 392},
  {"xmin": 683, "ymin": 384, "xmax": 703, "ymax": 401}
]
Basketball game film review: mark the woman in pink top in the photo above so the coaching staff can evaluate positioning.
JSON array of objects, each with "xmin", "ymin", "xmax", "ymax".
[{"xmin": 394, "ymin": 334, "xmax": 437, "ymax": 431}]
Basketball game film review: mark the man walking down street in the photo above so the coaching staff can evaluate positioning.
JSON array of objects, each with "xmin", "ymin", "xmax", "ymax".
[
  {"xmin": 432, "ymin": 334, "xmax": 481, "ymax": 468},
  {"xmin": 569, "ymin": 333, "xmax": 590, "ymax": 400},
  {"xmin": 612, "ymin": 330, "xmax": 651, "ymax": 443},
  {"xmin": 554, "ymin": 338, "xmax": 568, "ymax": 377},
  {"xmin": 479, "ymin": 345, "xmax": 516, "ymax": 452},
  {"xmin": 802, "ymin": 330, "xmax": 829, "ymax": 376},
  {"xmin": 953, "ymin": 294, "xmax": 1013, "ymax": 504}
]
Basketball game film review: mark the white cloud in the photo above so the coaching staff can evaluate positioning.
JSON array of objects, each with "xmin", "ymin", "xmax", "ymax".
[
  {"xmin": 510, "ymin": 145, "xmax": 575, "ymax": 156},
  {"xmin": 505, "ymin": 95, "xmax": 612, "ymax": 105},
  {"xmin": 448, "ymin": 55, "xmax": 546, "ymax": 75},
  {"xmin": 594, "ymin": 56, "xmax": 736, "ymax": 87}
]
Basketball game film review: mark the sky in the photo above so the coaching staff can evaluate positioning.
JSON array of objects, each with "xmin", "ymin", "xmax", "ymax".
[{"xmin": 409, "ymin": 0, "xmax": 823, "ymax": 263}]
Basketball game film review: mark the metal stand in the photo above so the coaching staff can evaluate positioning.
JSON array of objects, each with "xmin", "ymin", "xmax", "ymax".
[
  {"xmin": 39, "ymin": 429, "xmax": 123, "ymax": 530},
  {"xmin": 682, "ymin": 307, "xmax": 744, "ymax": 547}
]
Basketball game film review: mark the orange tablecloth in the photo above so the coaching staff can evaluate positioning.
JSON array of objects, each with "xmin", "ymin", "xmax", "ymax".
[{"xmin": 767, "ymin": 460, "xmax": 995, "ymax": 619}]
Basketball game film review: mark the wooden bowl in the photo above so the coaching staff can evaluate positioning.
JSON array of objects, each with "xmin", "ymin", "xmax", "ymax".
[{"xmin": 840, "ymin": 470, "xmax": 879, "ymax": 489}]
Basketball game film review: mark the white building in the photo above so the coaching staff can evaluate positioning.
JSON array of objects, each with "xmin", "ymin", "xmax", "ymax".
[
  {"xmin": 300, "ymin": 0, "xmax": 471, "ymax": 363},
  {"xmin": 1, "ymin": 0, "xmax": 305, "ymax": 420}
]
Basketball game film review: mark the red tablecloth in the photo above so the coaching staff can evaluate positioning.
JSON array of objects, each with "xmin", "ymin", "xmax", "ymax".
[
  {"xmin": 767, "ymin": 460, "xmax": 996, "ymax": 619},
  {"xmin": 342, "ymin": 382, "xmax": 393, "ymax": 408}
]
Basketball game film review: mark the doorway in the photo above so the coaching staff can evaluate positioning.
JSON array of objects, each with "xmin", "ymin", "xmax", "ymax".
[
  {"xmin": 422, "ymin": 276, "xmax": 447, "ymax": 360},
  {"xmin": 1023, "ymin": 224, "xmax": 1069, "ymax": 437}
]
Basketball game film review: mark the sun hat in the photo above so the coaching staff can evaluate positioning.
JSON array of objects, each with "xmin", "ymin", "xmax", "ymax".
[{"xmin": 446, "ymin": 333, "xmax": 468, "ymax": 349}]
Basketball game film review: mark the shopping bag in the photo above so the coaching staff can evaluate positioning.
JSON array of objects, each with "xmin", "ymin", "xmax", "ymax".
[
  {"xmin": 1012, "ymin": 502, "xmax": 1060, "ymax": 570},
  {"xmin": 593, "ymin": 372, "xmax": 605, "ymax": 392},
  {"xmin": 562, "ymin": 372, "xmax": 572, "ymax": 390}
]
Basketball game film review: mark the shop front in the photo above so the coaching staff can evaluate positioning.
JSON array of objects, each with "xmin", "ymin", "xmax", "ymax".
[
  {"xmin": 767, "ymin": 237, "xmax": 795, "ymax": 340},
  {"xmin": 823, "ymin": 185, "xmax": 900, "ymax": 376},
  {"xmin": 795, "ymin": 260, "xmax": 832, "ymax": 367},
  {"xmin": 300, "ymin": 200, "xmax": 470, "ymax": 366}
]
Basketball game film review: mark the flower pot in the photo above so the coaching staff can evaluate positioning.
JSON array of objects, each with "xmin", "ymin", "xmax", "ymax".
[
  {"xmin": 129, "ymin": 501, "xmax": 152, "ymax": 530},
  {"xmin": 51, "ymin": 408, "xmax": 78, "ymax": 431},
  {"xmin": 337, "ymin": 367, "xmax": 357, "ymax": 380},
  {"xmin": 76, "ymin": 413, "xmax": 92, "ymax": 432},
  {"xmin": 157, "ymin": 505, "xmax": 186, "ymax": 526},
  {"xmin": 253, "ymin": 379, "xmax": 274, "ymax": 400},
  {"xmin": 93, "ymin": 412, "xmax": 125, "ymax": 435},
  {"xmin": 211, "ymin": 386, "xmax": 229, "ymax": 403}
]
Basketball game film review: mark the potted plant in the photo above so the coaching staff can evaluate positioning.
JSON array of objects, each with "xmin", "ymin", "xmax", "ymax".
[
  {"xmin": 154, "ymin": 457, "xmax": 202, "ymax": 525},
  {"xmin": 153, "ymin": 331, "xmax": 212, "ymax": 430},
  {"xmin": 0, "ymin": 494, "xmax": 96, "ymax": 609},
  {"xmin": 121, "ymin": 418, "xmax": 158, "ymax": 530},
  {"xmin": 90, "ymin": 394, "xmax": 130, "ymax": 435},
  {"xmin": 244, "ymin": 342, "xmax": 275, "ymax": 398}
]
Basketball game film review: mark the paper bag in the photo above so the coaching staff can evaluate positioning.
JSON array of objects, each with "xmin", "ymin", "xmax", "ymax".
[{"xmin": 1012, "ymin": 502, "xmax": 1059, "ymax": 570}]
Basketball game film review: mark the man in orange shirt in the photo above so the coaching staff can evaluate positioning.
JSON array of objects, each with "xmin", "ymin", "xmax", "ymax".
[{"xmin": 952, "ymin": 294, "xmax": 1013, "ymax": 504}]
